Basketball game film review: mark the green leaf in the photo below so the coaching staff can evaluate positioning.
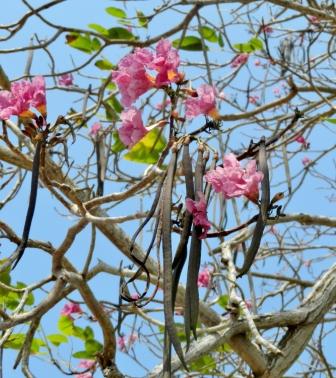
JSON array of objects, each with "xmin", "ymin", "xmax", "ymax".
[
  {"xmin": 4, "ymin": 291, "xmax": 20, "ymax": 310},
  {"xmin": 189, "ymin": 354, "xmax": 216, "ymax": 373},
  {"xmin": 95, "ymin": 59, "xmax": 115, "ymax": 70},
  {"xmin": 199, "ymin": 26, "xmax": 218, "ymax": 43},
  {"xmin": 83, "ymin": 326, "xmax": 94, "ymax": 341},
  {"xmin": 47, "ymin": 334, "xmax": 68, "ymax": 346},
  {"xmin": 58, "ymin": 315, "xmax": 74, "ymax": 335},
  {"xmin": 3, "ymin": 334, "xmax": 25, "ymax": 350},
  {"xmin": 66, "ymin": 34, "xmax": 92, "ymax": 54},
  {"xmin": 58, "ymin": 316, "xmax": 85, "ymax": 339},
  {"xmin": 108, "ymin": 96, "xmax": 123, "ymax": 114},
  {"xmin": 31, "ymin": 338, "xmax": 46, "ymax": 354},
  {"xmin": 137, "ymin": 10, "xmax": 149, "ymax": 28},
  {"xmin": 73, "ymin": 350, "xmax": 96, "ymax": 359},
  {"xmin": 172, "ymin": 36, "xmax": 207, "ymax": 51},
  {"xmin": 111, "ymin": 131, "xmax": 126, "ymax": 153},
  {"xmin": 325, "ymin": 118, "xmax": 336, "ymax": 124},
  {"xmin": 216, "ymin": 343, "xmax": 232, "ymax": 353},
  {"xmin": 234, "ymin": 37, "xmax": 264, "ymax": 53},
  {"xmin": 217, "ymin": 294, "xmax": 229, "ymax": 309},
  {"xmin": 108, "ymin": 27, "xmax": 134, "ymax": 40},
  {"xmin": 105, "ymin": 6, "xmax": 126, "ymax": 19},
  {"xmin": 218, "ymin": 33, "xmax": 224, "ymax": 48},
  {"xmin": 85, "ymin": 339, "xmax": 103, "ymax": 354},
  {"xmin": 88, "ymin": 23, "xmax": 109, "ymax": 36},
  {"xmin": 91, "ymin": 37, "xmax": 101, "ymax": 51},
  {"xmin": 0, "ymin": 259, "xmax": 11, "ymax": 297},
  {"xmin": 124, "ymin": 127, "xmax": 167, "ymax": 164}
]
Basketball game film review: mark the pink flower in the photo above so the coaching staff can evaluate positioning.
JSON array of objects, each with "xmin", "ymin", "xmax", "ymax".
[
  {"xmin": 117, "ymin": 336, "xmax": 127, "ymax": 352},
  {"xmin": 131, "ymin": 293, "xmax": 140, "ymax": 300},
  {"xmin": 112, "ymin": 48, "xmax": 154, "ymax": 107},
  {"xmin": 155, "ymin": 98, "xmax": 171, "ymax": 110},
  {"xmin": 148, "ymin": 39, "xmax": 180, "ymax": 86},
  {"xmin": 61, "ymin": 302, "xmax": 83, "ymax": 318},
  {"xmin": 218, "ymin": 91, "xmax": 226, "ymax": 100},
  {"xmin": 262, "ymin": 25, "xmax": 273, "ymax": 35},
  {"xmin": 302, "ymin": 156, "xmax": 312, "ymax": 166},
  {"xmin": 128, "ymin": 333, "xmax": 138, "ymax": 344},
  {"xmin": 273, "ymin": 87, "xmax": 281, "ymax": 96},
  {"xmin": 118, "ymin": 107, "xmax": 147, "ymax": 148},
  {"xmin": 245, "ymin": 300, "xmax": 253, "ymax": 310},
  {"xmin": 0, "ymin": 76, "xmax": 46, "ymax": 119},
  {"xmin": 185, "ymin": 84, "xmax": 218, "ymax": 119},
  {"xmin": 75, "ymin": 373, "xmax": 93, "ymax": 378},
  {"xmin": 248, "ymin": 95, "xmax": 259, "ymax": 104},
  {"xmin": 295, "ymin": 135, "xmax": 309, "ymax": 149},
  {"xmin": 58, "ymin": 73, "xmax": 74, "ymax": 87},
  {"xmin": 254, "ymin": 59, "xmax": 261, "ymax": 67},
  {"xmin": 185, "ymin": 192, "xmax": 211, "ymax": 239},
  {"xmin": 205, "ymin": 153, "xmax": 264, "ymax": 203},
  {"xmin": 89, "ymin": 122, "xmax": 102, "ymax": 137},
  {"xmin": 308, "ymin": 16, "xmax": 320, "ymax": 25},
  {"xmin": 197, "ymin": 267, "xmax": 211, "ymax": 288},
  {"xmin": 78, "ymin": 360, "xmax": 95, "ymax": 370},
  {"xmin": 231, "ymin": 53, "xmax": 249, "ymax": 68}
]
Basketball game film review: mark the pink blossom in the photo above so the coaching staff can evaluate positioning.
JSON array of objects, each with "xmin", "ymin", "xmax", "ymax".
[
  {"xmin": 78, "ymin": 360, "xmax": 95, "ymax": 370},
  {"xmin": 231, "ymin": 53, "xmax": 249, "ymax": 68},
  {"xmin": 155, "ymin": 98, "xmax": 171, "ymax": 110},
  {"xmin": 118, "ymin": 107, "xmax": 147, "ymax": 148},
  {"xmin": 262, "ymin": 25, "xmax": 273, "ymax": 35},
  {"xmin": 273, "ymin": 87, "xmax": 281, "ymax": 96},
  {"xmin": 118, "ymin": 333, "xmax": 137, "ymax": 352},
  {"xmin": 117, "ymin": 336, "xmax": 127, "ymax": 352},
  {"xmin": 218, "ymin": 91, "xmax": 226, "ymax": 100},
  {"xmin": 185, "ymin": 192, "xmax": 211, "ymax": 239},
  {"xmin": 308, "ymin": 16, "xmax": 320, "ymax": 25},
  {"xmin": 75, "ymin": 373, "xmax": 93, "ymax": 378},
  {"xmin": 254, "ymin": 59, "xmax": 261, "ymax": 67},
  {"xmin": 197, "ymin": 267, "xmax": 211, "ymax": 288},
  {"xmin": 302, "ymin": 156, "xmax": 312, "ymax": 166},
  {"xmin": 61, "ymin": 302, "xmax": 83, "ymax": 318},
  {"xmin": 58, "ymin": 73, "xmax": 74, "ymax": 87},
  {"xmin": 245, "ymin": 300, "xmax": 253, "ymax": 310},
  {"xmin": 148, "ymin": 39, "xmax": 180, "ymax": 86},
  {"xmin": 185, "ymin": 84, "xmax": 218, "ymax": 119},
  {"xmin": 131, "ymin": 293, "xmax": 140, "ymax": 300},
  {"xmin": 295, "ymin": 135, "xmax": 309, "ymax": 149},
  {"xmin": 248, "ymin": 95, "xmax": 259, "ymax": 104},
  {"xmin": 112, "ymin": 48, "xmax": 154, "ymax": 107},
  {"xmin": 205, "ymin": 153, "xmax": 264, "ymax": 203},
  {"xmin": 0, "ymin": 76, "xmax": 46, "ymax": 119},
  {"xmin": 89, "ymin": 122, "xmax": 102, "ymax": 137}
]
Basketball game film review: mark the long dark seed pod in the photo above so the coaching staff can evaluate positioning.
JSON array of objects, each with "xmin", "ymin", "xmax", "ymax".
[
  {"xmin": 95, "ymin": 134, "xmax": 106, "ymax": 197},
  {"xmin": 184, "ymin": 144, "xmax": 204, "ymax": 349},
  {"xmin": 172, "ymin": 140, "xmax": 194, "ymax": 308},
  {"xmin": 12, "ymin": 137, "xmax": 44, "ymax": 269},
  {"xmin": 161, "ymin": 143, "xmax": 187, "ymax": 370},
  {"xmin": 237, "ymin": 137, "xmax": 270, "ymax": 277}
]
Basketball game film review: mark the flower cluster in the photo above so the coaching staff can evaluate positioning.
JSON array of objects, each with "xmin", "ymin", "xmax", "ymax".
[
  {"xmin": 185, "ymin": 192, "xmax": 211, "ymax": 239},
  {"xmin": 0, "ymin": 76, "xmax": 46, "ymax": 120},
  {"xmin": 89, "ymin": 122, "xmax": 102, "ymax": 138},
  {"xmin": 205, "ymin": 153, "xmax": 264, "ymax": 203},
  {"xmin": 112, "ymin": 39, "xmax": 181, "ymax": 108}
]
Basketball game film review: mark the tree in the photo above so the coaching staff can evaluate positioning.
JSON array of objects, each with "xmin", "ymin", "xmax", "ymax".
[{"xmin": 0, "ymin": 0, "xmax": 335, "ymax": 377}]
